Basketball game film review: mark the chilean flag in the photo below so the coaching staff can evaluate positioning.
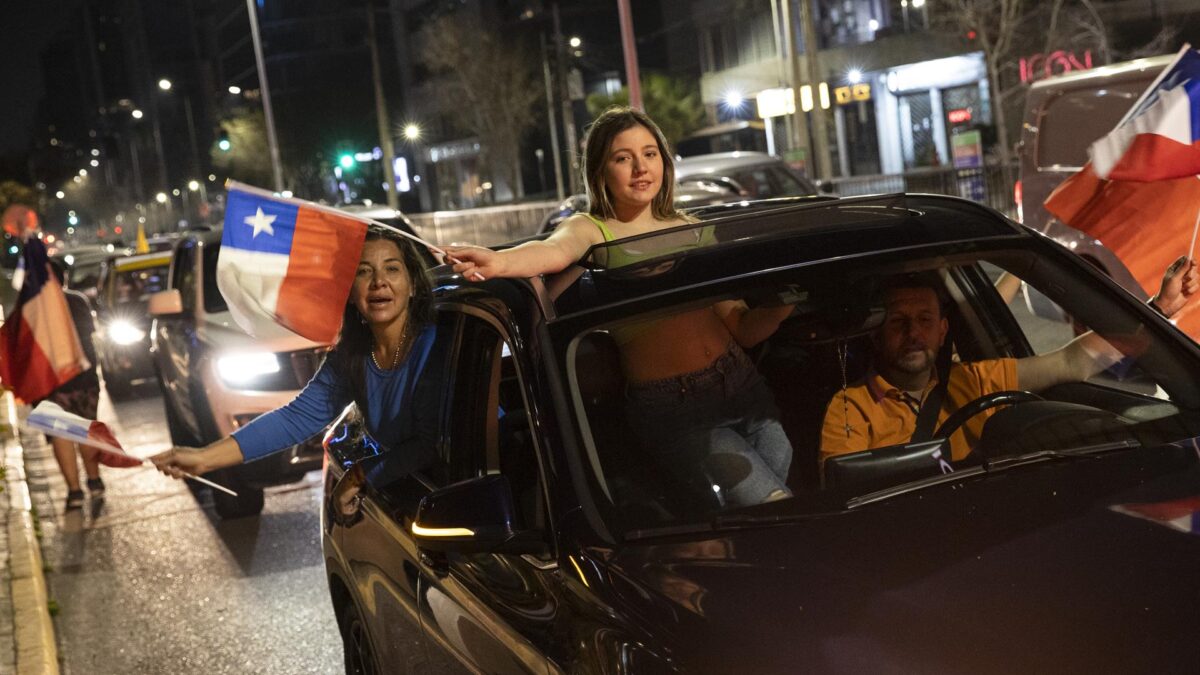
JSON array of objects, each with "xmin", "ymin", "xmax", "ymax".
[
  {"xmin": 1090, "ymin": 44, "xmax": 1200, "ymax": 182},
  {"xmin": 218, "ymin": 182, "xmax": 368, "ymax": 343},
  {"xmin": 0, "ymin": 237, "xmax": 89, "ymax": 403},
  {"xmin": 26, "ymin": 401, "xmax": 143, "ymax": 468}
]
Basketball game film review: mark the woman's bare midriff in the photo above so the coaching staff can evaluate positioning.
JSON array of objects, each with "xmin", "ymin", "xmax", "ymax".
[{"xmin": 619, "ymin": 306, "xmax": 734, "ymax": 383}]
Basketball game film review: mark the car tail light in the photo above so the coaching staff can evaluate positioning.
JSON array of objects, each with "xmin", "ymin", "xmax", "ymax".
[{"xmin": 1013, "ymin": 179, "xmax": 1024, "ymax": 223}]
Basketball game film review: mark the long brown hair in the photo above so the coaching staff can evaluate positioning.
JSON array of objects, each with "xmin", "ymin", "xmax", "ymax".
[
  {"xmin": 583, "ymin": 106, "xmax": 687, "ymax": 222},
  {"xmin": 334, "ymin": 227, "xmax": 433, "ymax": 414}
]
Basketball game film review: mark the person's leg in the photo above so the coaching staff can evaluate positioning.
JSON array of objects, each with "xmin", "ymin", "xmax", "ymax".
[
  {"xmin": 81, "ymin": 446, "xmax": 104, "ymax": 495},
  {"xmin": 51, "ymin": 437, "xmax": 86, "ymax": 509},
  {"xmin": 703, "ymin": 426, "xmax": 789, "ymax": 506}
]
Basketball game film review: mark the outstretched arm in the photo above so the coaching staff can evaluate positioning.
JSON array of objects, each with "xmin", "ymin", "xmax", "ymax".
[{"xmin": 443, "ymin": 215, "xmax": 604, "ymax": 280}]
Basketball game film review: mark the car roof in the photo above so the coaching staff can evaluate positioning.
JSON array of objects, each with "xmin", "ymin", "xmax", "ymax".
[
  {"xmin": 433, "ymin": 194, "xmax": 1028, "ymax": 329},
  {"xmin": 111, "ymin": 250, "xmax": 173, "ymax": 272},
  {"xmin": 1028, "ymin": 53, "xmax": 1173, "ymax": 91},
  {"xmin": 675, "ymin": 151, "xmax": 786, "ymax": 179}
]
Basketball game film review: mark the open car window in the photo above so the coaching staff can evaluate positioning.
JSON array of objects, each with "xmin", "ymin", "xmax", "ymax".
[{"xmin": 566, "ymin": 246, "xmax": 1200, "ymax": 534}]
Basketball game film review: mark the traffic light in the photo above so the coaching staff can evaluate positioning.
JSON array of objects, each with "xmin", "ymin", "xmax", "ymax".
[
  {"xmin": 218, "ymin": 131, "xmax": 231, "ymax": 152},
  {"xmin": 338, "ymin": 153, "xmax": 356, "ymax": 170}
]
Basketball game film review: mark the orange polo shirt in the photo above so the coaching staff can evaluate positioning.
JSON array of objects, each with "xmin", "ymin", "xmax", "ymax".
[{"xmin": 820, "ymin": 358, "xmax": 1019, "ymax": 464}]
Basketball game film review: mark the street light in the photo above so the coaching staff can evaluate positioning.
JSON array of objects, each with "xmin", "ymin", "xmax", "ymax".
[
  {"xmin": 155, "ymin": 192, "xmax": 168, "ymax": 204},
  {"xmin": 188, "ymin": 180, "xmax": 200, "ymax": 191},
  {"xmin": 158, "ymin": 78, "xmax": 172, "ymax": 91},
  {"xmin": 228, "ymin": 85, "xmax": 242, "ymax": 95},
  {"xmin": 403, "ymin": 124, "xmax": 421, "ymax": 141},
  {"xmin": 131, "ymin": 109, "xmax": 144, "ymax": 120}
]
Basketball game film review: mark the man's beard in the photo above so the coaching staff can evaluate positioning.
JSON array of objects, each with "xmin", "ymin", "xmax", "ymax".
[{"xmin": 891, "ymin": 347, "xmax": 936, "ymax": 375}]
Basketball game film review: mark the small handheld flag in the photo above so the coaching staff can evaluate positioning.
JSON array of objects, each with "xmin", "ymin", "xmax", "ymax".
[{"xmin": 26, "ymin": 401, "xmax": 238, "ymax": 496}]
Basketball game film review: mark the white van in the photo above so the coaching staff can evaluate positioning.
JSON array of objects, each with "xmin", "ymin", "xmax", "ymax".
[{"xmin": 1017, "ymin": 54, "xmax": 1173, "ymax": 296}]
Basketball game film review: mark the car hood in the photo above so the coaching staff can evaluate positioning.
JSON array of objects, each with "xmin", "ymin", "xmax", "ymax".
[
  {"xmin": 196, "ymin": 309, "xmax": 323, "ymax": 354},
  {"xmin": 600, "ymin": 444, "xmax": 1200, "ymax": 674}
]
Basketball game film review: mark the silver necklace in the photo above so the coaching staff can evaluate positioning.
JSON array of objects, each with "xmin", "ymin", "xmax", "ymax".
[{"xmin": 371, "ymin": 323, "xmax": 409, "ymax": 371}]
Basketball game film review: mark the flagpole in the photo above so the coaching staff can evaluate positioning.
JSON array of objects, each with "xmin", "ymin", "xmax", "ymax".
[
  {"xmin": 25, "ymin": 419, "xmax": 239, "ymax": 496},
  {"xmin": 1190, "ymin": 176, "xmax": 1200, "ymax": 261}
]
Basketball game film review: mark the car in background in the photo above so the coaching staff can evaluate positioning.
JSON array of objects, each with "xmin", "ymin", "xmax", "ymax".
[
  {"xmin": 321, "ymin": 193, "xmax": 1200, "ymax": 672},
  {"xmin": 1017, "ymin": 54, "xmax": 1173, "ymax": 299},
  {"xmin": 148, "ymin": 228, "xmax": 327, "ymax": 518},
  {"xmin": 51, "ymin": 245, "xmax": 125, "ymax": 302},
  {"xmin": 537, "ymin": 152, "xmax": 821, "ymax": 234},
  {"xmin": 93, "ymin": 250, "xmax": 172, "ymax": 399},
  {"xmin": 335, "ymin": 202, "xmax": 436, "ymax": 265}
]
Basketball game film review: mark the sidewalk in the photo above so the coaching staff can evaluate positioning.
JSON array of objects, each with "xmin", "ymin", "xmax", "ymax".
[{"xmin": 1, "ymin": 390, "xmax": 59, "ymax": 675}]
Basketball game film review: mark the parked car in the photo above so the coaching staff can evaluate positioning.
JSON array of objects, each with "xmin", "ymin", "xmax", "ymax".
[
  {"xmin": 336, "ymin": 202, "xmax": 437, "ymax": 266},
  {"xmin": 1017, "ymin": 53, "xmax": 1173, "ymax": 300},
  {"xmin": 93, "ymin": 250, "xmax": 173, "ymax": 399},
  {"xmin": 321, "ymin": 193, "xmax": 1200, "ymax": 673},
  {"xmin": 537, "ymin": 152, "xmax": 820, "ymax": 235},
  {"xmin": 148, "ymin": 229, "xmax": 328, "ymax": 518}
]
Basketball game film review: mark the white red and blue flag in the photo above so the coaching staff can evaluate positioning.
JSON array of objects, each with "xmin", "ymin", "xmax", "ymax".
[
  {"xmin": 26, "ymin": 401, "xmax": 142, "ymax": 468},
  {"xmin": 1111, "ymin": 496, "xmax": 1200, "ymax": 536},
  {"xmin": 0, "ymin": 237, "xmax": 89, "ymax": 403},
  {"xmin": 217, "ymin": 182, "xmax": 369, "ymax": 343},
  {"xmin": 1090, "ymin": 44, "xmax": 1200, "ymax": 182}
]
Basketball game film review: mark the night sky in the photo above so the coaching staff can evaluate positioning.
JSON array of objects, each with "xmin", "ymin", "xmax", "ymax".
[{"xmin": 0, "ymin": 1, "xmax": 79, "ymax": 161}]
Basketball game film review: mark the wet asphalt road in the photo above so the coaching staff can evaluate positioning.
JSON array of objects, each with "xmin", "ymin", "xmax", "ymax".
[{"xmin": 36, "ymin": 385, "xmax": 343, "ymax": 674}]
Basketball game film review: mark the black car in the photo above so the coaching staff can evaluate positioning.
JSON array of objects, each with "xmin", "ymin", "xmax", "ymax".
[
  {"xmin": 322, "ymin": 194, "xmax": 1200, "ymax": 673},
  {"xmin": 93, "ymin": 250, "xmax": 173, "ymax": 399}
]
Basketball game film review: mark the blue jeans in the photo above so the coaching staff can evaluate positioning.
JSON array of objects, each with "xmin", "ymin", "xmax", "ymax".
[{"xmin": 625, "ymin": 343, "xmax": 793, "ymax": 507}]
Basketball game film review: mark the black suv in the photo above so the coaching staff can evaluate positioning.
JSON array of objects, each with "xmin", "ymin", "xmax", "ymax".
[
  {"xmin": 148, "ymin": 229, "xmax": 326, "ymax": 518},
  {"xmin": 323, "ymin": 194, "xmax": 1200, "ymax": 673}
]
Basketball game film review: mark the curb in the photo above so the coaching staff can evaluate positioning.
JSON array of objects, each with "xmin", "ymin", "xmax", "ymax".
[{"xmin": 3, "ymin": 391, "xmax": 59, "ymax": 675}]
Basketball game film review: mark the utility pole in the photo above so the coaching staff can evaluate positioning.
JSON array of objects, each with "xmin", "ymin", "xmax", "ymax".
[
  {"xmin": 798, "ymin": 0, "xmax": 832, "ymax": 180},
  {"xmin": 367, "ymin": 1, "xmax": 399, "ymax": 210},
  {"xmin": 552, "ymin": 2, "xmax": 580, "ymax": 194},
  {"xmin": 245, "ymin": 0, "xmax": 285, "ymax": 192},
  {"xmin": 541, "ymin": 33, "xmax": 565, "ymax": 201},
  {"xmin": 784, "ymin": 0, "xmax": 812, "ymax": 171},
  {"xmin": 616, "ymin": 0, "xmax": 642, "ymax": 111}
]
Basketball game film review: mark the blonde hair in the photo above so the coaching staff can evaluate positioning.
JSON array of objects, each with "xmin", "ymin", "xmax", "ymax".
[{"xmin": 582, "ymin": 106, "xmax": 687, "ymax": 222}]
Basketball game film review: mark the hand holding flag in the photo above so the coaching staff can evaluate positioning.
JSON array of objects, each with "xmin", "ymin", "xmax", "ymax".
[{"xmin": 27, "ymin": 401, "xmax": 238, "ymax": 496}]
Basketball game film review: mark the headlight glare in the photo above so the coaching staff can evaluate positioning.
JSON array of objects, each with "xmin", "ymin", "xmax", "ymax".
[
  {"xmin": 216, "ymin": 352, "xmax": 281, "ymax": 386},
  {"xmin": 108, "ymin": 320, "xmax": 146, "ymax": 345}
]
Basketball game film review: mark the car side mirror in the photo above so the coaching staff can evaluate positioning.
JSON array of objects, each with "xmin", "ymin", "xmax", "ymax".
[
  {"xmin": 818, "ymin": 180, "xmax": 836, "ymax": 194},
  {"xmin": 148, "ymin": 289, "xmax": 183, "ymax": 316},
  {"xmin": 412, "ymin": 474, "xmax": 546, "ymax": 555}
]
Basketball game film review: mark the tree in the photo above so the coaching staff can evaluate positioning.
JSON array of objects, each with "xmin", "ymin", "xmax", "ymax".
[
  {"xmin": 419, "ymin": 13, "xmax": 542, "ymax": 201},
  {"xmin": 211, "ymin": 109, "xmax": 275, "ymax": 189},
  {"xmin": 586, "ymin": 73, "xmax": 706, "ymax": 148}
]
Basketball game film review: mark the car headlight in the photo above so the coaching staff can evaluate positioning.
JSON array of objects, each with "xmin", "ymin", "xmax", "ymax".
[
  {"xmin": 216, "ymin": 352, "xmax": 281, "ymax": 386},
  {"xmin": 107, "ymin": 320, "xmax": 146, "ymax": 345}
]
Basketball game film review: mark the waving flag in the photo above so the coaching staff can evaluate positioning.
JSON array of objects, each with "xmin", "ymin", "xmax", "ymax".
[
  {"xmin": 27, "ymin": 401, "xmax": 142, "ymax": 468},
  {"xmin": 1090, "ymin": 45, "xmax": 1200, "ymax": 182},
  {"xmin": 218, "ymin": 182, "xmax": 369, "ymax": 343},
  {"xmin": 0, "ymin": 238, "xmax": 89, "ymax": 402}
]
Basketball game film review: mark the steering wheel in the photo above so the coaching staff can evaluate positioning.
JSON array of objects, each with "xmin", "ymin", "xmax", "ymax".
[{"xmin": 932, "ymin": 390, "xmax": 1044, "ymax": 442}]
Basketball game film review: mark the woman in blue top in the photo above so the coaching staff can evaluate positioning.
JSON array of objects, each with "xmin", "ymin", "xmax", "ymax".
[
  {"xmin": 152, "ymin": 227, "xmax": 435, "ymax": 518},
  {"xmin": 443, "ymin": 106, "xmax": 794, "ymax": 507}
]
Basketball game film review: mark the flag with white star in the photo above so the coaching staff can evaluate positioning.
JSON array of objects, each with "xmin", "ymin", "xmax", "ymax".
[{"xmin": 217, "ymin": 182, "xmax": 368, "ymax": 342}]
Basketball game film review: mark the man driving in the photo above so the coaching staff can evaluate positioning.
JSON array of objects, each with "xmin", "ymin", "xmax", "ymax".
[{"xmin": 820, "ymin": 263, "xmax": 1197, "ymax": 465}]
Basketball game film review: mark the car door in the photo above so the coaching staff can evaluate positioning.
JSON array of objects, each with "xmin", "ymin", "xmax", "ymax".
[
  {"xmin": 334, "ymin": 310, "xmax": 459, "ymax": 673},
  {"xmin": 413, "ymin": 309, "xmax": 558, "ymax": 675}
]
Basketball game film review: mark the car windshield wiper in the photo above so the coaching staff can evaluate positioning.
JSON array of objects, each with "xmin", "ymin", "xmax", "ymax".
[{"xmin": 845, "ymin": 439, "xmax": 1143, "ymax": 510}]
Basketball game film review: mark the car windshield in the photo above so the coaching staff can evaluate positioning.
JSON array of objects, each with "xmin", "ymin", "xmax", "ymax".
[
  {"xmin": 107, "ymin": 262, "xmax": 169, "ymax": 305},
  {"xmin": 565, "ymin": 242, "xmax": 1200, "ymax": 535}
]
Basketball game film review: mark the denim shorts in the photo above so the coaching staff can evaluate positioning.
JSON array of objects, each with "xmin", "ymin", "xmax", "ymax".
[{"xmin": 625, "ymin": 343, "xmax": 793, "ymax": 506}]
